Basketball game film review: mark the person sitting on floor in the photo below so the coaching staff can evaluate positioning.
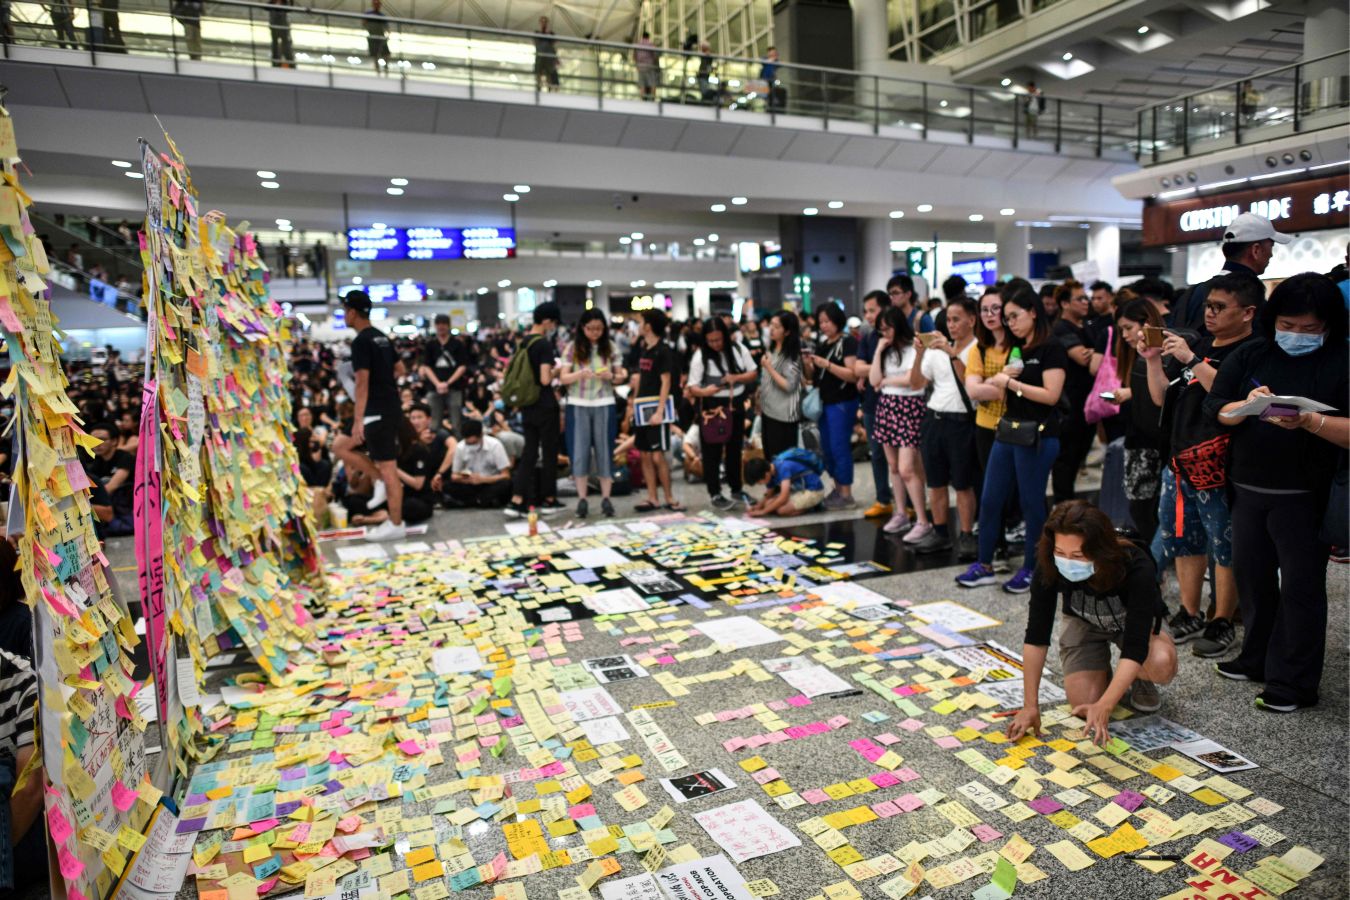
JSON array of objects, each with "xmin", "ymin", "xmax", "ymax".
[
  {"xmin": 1007, "ymin": 500, "xmax": 1178, "ymax": 747},
  {"xmin": 348, "ymin": 416, "xmax": 434, "ymax": 528},
  {"xmin": 744, "ymin": 448, "xmax": 828, "ymax": 518},
  {"xmin": 433, "ymin": 419, "xmax": 513, "ymax": 509}
]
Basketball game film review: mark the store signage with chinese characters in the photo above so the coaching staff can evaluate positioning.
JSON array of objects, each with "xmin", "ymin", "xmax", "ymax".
[
  {"xmin": 346, "ymin": 226, "xmax": 516, "ymax": 260},
  {"xmin": 1143, "ymin": 174, "xmax": 1350, "ymax": 247},
  {"xmin": 338, "ymin": 282, "xmax": 427, "ymax": 303}
]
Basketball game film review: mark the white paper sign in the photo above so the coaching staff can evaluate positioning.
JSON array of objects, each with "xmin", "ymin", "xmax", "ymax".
[
  {"xmin": 810, "ymin": 581, "xmax": 893, "ymax": 608},
  {"xmin": 560, "ymin": 687, "xmax": 624, "ymax": 721},
  {"xmin": 654, "ymin": 854, "xmax": 757, "ymax": 900},
  {"xmin": 584, "ymin": 587, "xmax": 649, "ymax": 615},
  {"xmin": 907, "ymin": 600, "xmax": 1000, "ymax": 632},
  {"xmin": 692, "ymin": 800, "xmax": 801, "ymax": 863},
  {"xmin": 567, "ymin": 547, "xmax": 631, "ymax": 568},
  {"xmin": 693, "ymin": 616, "xmax": 783, "ymax": 649},
  {"xmin": 431, "ymin": 646, "xmax": 484, "ymax": 676},
  {"xmin": 579, "ymin": 716, "xmax": 632, "ymax": 745},
  {"xmin": 600, "ymin": 872, "xmax": 665, "ymax": 900},
  {"xmin": 777, "ymin": 663, "xmax": 855, "ymax": 698}
]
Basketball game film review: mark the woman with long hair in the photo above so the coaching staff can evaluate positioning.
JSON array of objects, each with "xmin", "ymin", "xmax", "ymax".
[
  {"xmin": 759, "ymin": 310, "xmax": 803, "ymax": 459},
  {"xmin": 558, "ymin": 309, "xmax": 627, "ymax": 517},
  {"xmin": 807, "ymin": 303, "xmax": 859, "ymax": 508},
  {"xmin": 868, "ymin": 306, "xmax": 929, "ymax": 537},
  {"xmin": 295, "ymin": 426, "xmax": 334, "ymax": 520},
  {"xmin": 1006, "ymin": 500, "xmax": 1176, "ymax": 745},
  {"xmin": 1105, "ymin": 297, "xmax": 1167, "ymax": 544},
  {"xmin": 348, "ymin": 415, "xmax": 435, "ymax": 527},
  {"xmin": 687, "ymin": 316, "xmax": 757, "ymax": 508},
  {"xmin": 966, "ymin": 286, "xmax": 1018, "ymax": 563},
  {"xmin": 957, "ymin": 281, "xmax": 1066, "ymax": 593}
]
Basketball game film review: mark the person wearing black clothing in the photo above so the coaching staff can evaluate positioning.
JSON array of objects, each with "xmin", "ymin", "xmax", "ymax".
[
  {"xmin": 350, "ymin": 416, "xmax": 434, "ymax": 527},
  {"xmin": 631, "ymin": 309, "xmax": 683, "ymax": 512},
  {"xmin": 366, "ymin": 0, "xmax": 389, "ymax": 74},
  {"xmin": 1208, "ymin": 273, "xmax": 1350, "ymax": 712},
  {"xmin": 85, "ymin": 422, "xmax": 134, "ymax": 536},
  {"xmin": 808, "ymin": 303, "xmax": 859, "ymax": 509},
  {"xmin": 1142, "ymin": 274, "xmax": 1261, "ymax": 656},
  {"xmin": 854, "ymin": 290, "xmax": 895, "ymax": 519},
  {"xmin": 1050, "ymin": 279, "xmax": 1096, "ymax": 504},
  {"xmin": 687, "ymin": 317, "xmax": 756, "ymax": 509},
  {"xmin": 1006, "ymin": 501, "xmax": 1177, "ymax": 745},
  {"xmin": 1102, "ymin": 298, "xmax": 1167, "ymax": 545},
  {"xmin": 420, "ymin": 314, "xmax": 470, "ymax": 437},
  {"xmin": 295, "ymin": 427, "xmax": 333, "ymax": 521},
  {"xmin": 506, "ymin": 302, "xmax": 563, "ymax": 518},
  {"xmin": 1169, "ymin": 213, "xmax": 1289, "ymax": 334},
  {"xmin": 1086, "ymin": 280, "xmax": 1115, "ymax": 345},
  {"xmin": 268, "ymin": 0, "xmax": 294, "ymax": 66},
  {"xmin": 334, "ymin": 291, "xmax": 407, "ymax": 541},
  {"xmin": 534, "ymin": 15, "xmax": 560, "ymax": 90}
]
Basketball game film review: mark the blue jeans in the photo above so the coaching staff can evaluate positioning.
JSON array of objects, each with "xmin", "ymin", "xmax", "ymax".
[
  {"xmin": 570, "ymin": 404, "xmax": 614, "ymax": 479},
  {"xmin": 977, "ymin": 436, "xmax": 1060, "ymax": 569},
  {"xmin": 820, "ymin": 399, "xmax": 858, "ymax": 488},
  {"xmin": 863, "ymin": 405, "xmax": 892, "ymax": 504}
]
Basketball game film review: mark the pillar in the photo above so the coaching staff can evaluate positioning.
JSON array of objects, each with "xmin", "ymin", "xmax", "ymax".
[
  {"xmin": 852, "ymin": 0, "xmax": 889, "ymax": 112},
  {"xmin": 1303, "ymin": 0, "xmax": 1348, "ymax": 106},
  {"xmin": 995, "ymin": 221, "xmax": 1029, "ymax": 281},
  {"xmin": 1086, "ymin": 223, "xmax": 1120, "ymax": 288},
  {"xmin": 858, "ymin": 217, "xmax": 893, "ymax": 297}
]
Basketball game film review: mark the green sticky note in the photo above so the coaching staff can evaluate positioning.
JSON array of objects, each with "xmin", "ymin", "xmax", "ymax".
[
  {"xmin": 493, "ymin": 676, "xmax": 512, "ymax": 697},
  {"xmin": 470, "ymin": 696, "xmax": 488, "ymax": 715},
  {"xmin": 1102, "ymin": 737, "xmax": 1130, "ymax": 756},
  {"xmin": 993, "ymin": 856, "xmax": 1017, "ymax": 894},
  {"xmin": 490, "ymin": 737, "xmax": 509, "ymax": 758}
]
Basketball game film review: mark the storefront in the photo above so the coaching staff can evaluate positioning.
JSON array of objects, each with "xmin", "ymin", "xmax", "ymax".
[{"xmin": 1142, "ymin": 172, "xmax": 1350, "ymax": 284}]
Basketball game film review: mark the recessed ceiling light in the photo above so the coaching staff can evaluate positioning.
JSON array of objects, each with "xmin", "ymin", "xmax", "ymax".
[
  {"xmin": 693, "ymin": 238, "xmax": 706, "ymax": 246},
  {"xmin": 827, "ymin": 201, "xmax": 844, "ymax": 209},
  {"xmin": 497, "ymin": 279, "xmax": 511, "ymax": 287},
  {"xmin": 111, "ymin": 160, "xmax": 131, "ymax": 168},
  {"xmin": 390, "ymin": 177, "xmax": 409, "ymax": 186},
  {"xmin": 939, "ymin": 100, "xmax": 949, "ymax": 108},
  {"xmin": 1137, "ymin": 25, "xmax": 1149, "ymax": 34},
  {"xmin": 999, "ymin": 78, "xmax": 1011, "ymax": 87},
  {"xmin": 969, "ymin": 214, "xmax": 984, "ymax": 222},
  {"xmin": 916, "ymin": 203, "xmax": 933, "ymax": 212},
  {"xmin": 630, "ymin": 232, "xmax": 644, "ymax": 240},
  {"xmin": 387, "ymin": 187, "xmax": 404, "ymax": 195},
  {"xmin": 1000, "ymin": 208, "xmax": 1015, "ymax": 216},
  {"xmin": 513, "ymin": 184, "xmax": 531, "ymax": 193},
  {"xmin": 587, "ymin": 279, "xmax": 602, "ymax": 288},
  {"xmin": 278, "ymin": 224, "xmax": 293, "ymax": 232},
  {"xmin": 619, "ymin": 237, "xmax": 632, "ymax": 244},
  {"xmin": 889, "ymin": 210, "xmax": 904, "ymax": 219},
  {"xmin": 352, "ymin": 276, "xmax": 363, "ymax": 284},
  {"xmin": 125, "ymin": 171, "xmax": 144, "ymax": 179},
  {"xmin": 731, "ymin": 196, "xmax": 748, "ymax": 205},
  {"xmin": 477, "ymin": 287, "xmax": 488, "ymax": 295},
  {"xmin": 421, "ymin": 61, "xmax": 436, "ymax": 70},
  {"xmin": 802, "ymin": 207, "xmax": 818, "ymax": 216},
  {"xmin": 1062, "ymin": 52, "xmax": 1073, "ymax": 61},
  {"xmin": 543, "ymin": 279, "xmax": 557, "ymax": 287},
  {"xmin": 260, "ymin": 180, "xmax": 280, "ymax": 189},
  {"xmin": 710, "ymin": 203, "xmax": 726, "ymax": 212},
  {"xmin": 371, "ymin": 222, "xmax": 387, "ymax": 229},
  {"xmin": 257, "ymin": 170, "xmax": 276, "ymax": 178},
  {"xmin": 707, "ymin": 234, "xmax": 719, "ymax": 241},
  {"xmin": 502, "ymin": 193, "xmax": 519, "ymax": 202},
  {"xmin": 276, "ymin": 218, "xmax": 291, "ymax": 225}
]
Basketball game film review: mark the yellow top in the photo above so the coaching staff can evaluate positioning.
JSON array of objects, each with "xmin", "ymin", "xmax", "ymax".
[{"xmin": 966, "ymin": 343, "xmax": 1011, "ymax": 430}]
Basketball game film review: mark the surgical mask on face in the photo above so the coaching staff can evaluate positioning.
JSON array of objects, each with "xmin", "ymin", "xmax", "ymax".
[
  {"xmin": 1054, "ymin": 556, "xmax": 1095, "ymax": 582},
  {"xmin": 494, "ymin": 400, "xmax": 505, "ymax": 411},
  {"xmin": 1274, "ymin": 329, "xmax": 1324, "ymax": 357},
  {"xmin": 335, "ymin": 392, "xmax": 348, "ymax": 403}
]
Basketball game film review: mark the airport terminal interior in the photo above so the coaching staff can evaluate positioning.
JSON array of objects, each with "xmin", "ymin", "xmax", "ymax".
[{"xmin": 0, "ymin": 0, "xmax": 1347, "ymax": 898}]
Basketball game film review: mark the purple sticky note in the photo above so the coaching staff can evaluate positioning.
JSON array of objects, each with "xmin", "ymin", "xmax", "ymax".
[
  {"xmin": 1113, "ymin": 790, "xmax": 1146, "ymax": 813},
  {"xmin": 1217, "ymin": 831, "xmax": 1260, "ymax": 853},
  {"xmin": 176, "ymin": 816, "xmax": 207, "ymax": 834},
  {"xmin": 1028, "ymin": 797, "xmax": 1064, "ymax": 815},
  {"xmin": 934, "ymin": 735, "xmax": 961, "ymax": 749},
  {"xmin": 869, "ymin": 772, "xmax": 901, "ymax": 788},
  {"xmin": 973, "ymin": 824, "xmax": 1003, "ymax": 843}
]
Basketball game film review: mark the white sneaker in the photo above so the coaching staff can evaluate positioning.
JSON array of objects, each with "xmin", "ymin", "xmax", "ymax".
[
  {"xmin": 369, "ymin": 479, "xmax": 388, "ymax": 510},
  {"xmin": 903, "ymin": 521, "xmax": 933, "ymax": 544},
  {"xmin": 365, "ymin": 520, "xmax": 406, "ymax": 542},
  {"xmin": 882, "ymin": 512, "xmax": 912, "ymax": 534}
]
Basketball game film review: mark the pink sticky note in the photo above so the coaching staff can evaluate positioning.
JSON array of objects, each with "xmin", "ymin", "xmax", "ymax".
[
  {"xmin": 250, "ymin": 818, "xmax": 280, "ymax": 834},
  {"xmin": 899, "ymin": 718, "xmax": 926, "ymax": 732},
  {"xmin": 568, "ymin": 803, "xmax": 596, "ymax": 819},
  {"xmin": 934, "ymin": 735, "xmax": 962, "ymax": 749},
  {"xmin": 110, "ymin": 780, "xmax": 138, "ymax": 812},
  {"xmin": 58, "ymin": 846, "xmax": 85, "ymax": 880},
  {"xmin": 256, "ymin": 878, "xmax": 278, "ymax": 894},
  {"xmin": 46, "ymin": 804, "xmax": 73, "ymax": 844},
  {"xmin": 973, "ymin": 824, "xmax": 1003, "ymax": 843},
  {"xmin": 801, "ymin": 789, "xmax": 831, "ymax": 805}
]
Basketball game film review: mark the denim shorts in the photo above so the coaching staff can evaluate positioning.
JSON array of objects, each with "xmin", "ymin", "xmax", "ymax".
[{"xmin": 1158, "ymin": 467, "xmax": 1233, "ymax": 566}]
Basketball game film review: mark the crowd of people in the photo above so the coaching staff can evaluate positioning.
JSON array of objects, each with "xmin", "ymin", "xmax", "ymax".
[{"xmin": 317, "ymin": 213, "xmax": 1346, "ymax": 717}]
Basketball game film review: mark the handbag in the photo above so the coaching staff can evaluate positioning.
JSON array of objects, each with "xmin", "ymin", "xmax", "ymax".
[
  {"xmin": 801, "ymin": 338, "xmax": 840, "ymax": 423},
  {"xmin": 1084, "ymin": 326, "xmax": 1122, "ymax": 424},
  {"xmin": 996, "ymin": 417, "xmax": 1043, "ymax": 447},
  {"xmin": 700, "ymin": 403, "xmax": 732, "ymax": 444}
]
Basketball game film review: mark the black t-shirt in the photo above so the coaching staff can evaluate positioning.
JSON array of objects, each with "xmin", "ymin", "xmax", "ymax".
[
  {"xmin": 524, "ymin": 335, "xmax": 558, "ymax": 410},
  {"xmin": 87, "ymin": 449, "xmax": 134, "ymax": 485},
  {"xmin": 351, "ymin": 326, "xmax": 400, "ymax": 418},
  {"xmin": 1005, "ymin": 339, "xmax": 1067, "ymax": 437},
  {"xmin": 817, "ymin": 335, "xmax": 858, "ymax": 405},
  {"xmin": 401, "ymin": 443, "xmax": 434, "ymax": 501},
  {"xmin": 424, "ymin": 337, "xmax": 469, "ymax": 386},
  {"xmin": 1025, "ymin": 545, "xmax": 1164, "ymax": 665},
  {"xmin": 636, "ymin": 340, "xmax": 676, "ymax": 399},
  {"xmin": 1163, "ymin": 332, "xmax": 1260, "ymax": 464},
  {"xmin": 1206, "ymin": 338, "xmax": 1350, "ymax": 493},
  {"xmin": 424, "ymin": 430, "xmax": 450, "ymax": 473},
  {"xmin": 1124, "ymin": 363, "xmax": 1166, "ymax": 453},
  {"xmin": 1052, "ymin": 319, "xmax": 1095, "ymax": 415}
]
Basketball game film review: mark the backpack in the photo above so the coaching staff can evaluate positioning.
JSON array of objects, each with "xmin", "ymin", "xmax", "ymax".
[
  {"xmin": 501, "ymin": 335, "xmax": 543, "ymax": 409},
  {"xmin": 775, "ymin": 447, "xmax": 823, "ymax": 476}
]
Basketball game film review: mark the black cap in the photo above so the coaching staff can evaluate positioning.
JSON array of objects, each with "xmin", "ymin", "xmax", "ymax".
[
  {"xmin": 533, "ymin": 301, "xmax": 561, "ymax": 325},
  {"xmin": 343, "ymin": 290, "xmax": 372, "ymax": 315}
]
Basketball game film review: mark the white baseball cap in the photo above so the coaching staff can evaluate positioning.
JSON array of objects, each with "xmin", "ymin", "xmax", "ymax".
[{"xmin": 1222, "ymin": 212, "xmax": 1292, "ymax": 245}]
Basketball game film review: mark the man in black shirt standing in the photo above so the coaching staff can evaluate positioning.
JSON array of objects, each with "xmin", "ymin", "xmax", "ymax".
[
  {"xmin": 83, "ymin": 422, "xmax": 134, "ymax": 535},
  {"xmin": 419, "ymin": 314, "xmax": 469, "ymax": 438},
  {"xmin": 334, "ymin": 291, "xmax": 407, "ymax": 541},
  {"xmin": 631, "ymin": 309, "xmax": 683, "ymax": 512},
  {"xmin": 1050, "ymin": 279, "xmax": 1096, "ymax": 504},
  {"xmin": 506, "ymin": 302, "xmax": 563, "ymax": 518}
]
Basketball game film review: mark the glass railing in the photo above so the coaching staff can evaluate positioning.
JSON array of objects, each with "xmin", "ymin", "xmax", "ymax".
[
  {"xmin": 1136, "ymin": 50, "xmax": 1348, "ymax": 165},
  {"xmin": 5, "ymin": 0, "xmax": 1136, "ymax": 156}
]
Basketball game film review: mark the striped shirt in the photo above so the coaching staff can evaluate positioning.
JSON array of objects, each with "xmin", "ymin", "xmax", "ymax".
[{"xmin": 0, "ymin": 648, "xmax": 36, "ymax": 755}]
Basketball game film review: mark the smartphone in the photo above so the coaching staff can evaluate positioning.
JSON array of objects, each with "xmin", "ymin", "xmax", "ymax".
[
  {"xmin": 1143, "ymin": 326, "xmax": 1165, "ymax": 348},
  {"xmin": 1262, "ymin": 404, "xmax": 1300, "ymax": 419},
  {"xmin": 1098, "ymin": 391, "xmax": 1117, "ymax": 401},
  {"xmin": 918, "ymin": 333, "xmax": 943, "ymax": 348}
]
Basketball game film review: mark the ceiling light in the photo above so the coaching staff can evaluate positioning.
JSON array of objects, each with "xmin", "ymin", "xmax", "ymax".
[
  {"xmin": 916, "ymin": 203, "xmax": 933, "ymax": 212},
  {"xmin": 513, "ymin": 184, "xmax": 531, "ymax": 193},
  {"xmin": 261, "ymin": 180, "xmax": 280, "ymax": 189},
  {"xmin": 257, "ymin": 170, "xmax": 276, "ymax": 178},
  {"xmin": 1062, "ymin": 52, "xmax": 1073, "ymax": 61},
  {"xmin": 1000, "ymin": 208, "xmax": 1015, "ymax": 215},
  {"xmin": 707, "ymin": 234, "xmax": 719, "ymax": 242},
  {"xmin": 543, "ymin": 279, "xmax": 557, "ymax": 287},
  {"xmin": 827, "ymin": 201, "xmax": 844, "ymax": 209},
  {"xmin": 278, "ymin": 224, "xmax": 293, "ymax": 232},
  {"xmin": 999, "ymin": 78, "xmax": 1011, "ymax": 87},
  {"xmin": 939, "ymin": 100, "xmax": 949, "ymax": 108},
  {"xmin": 275, "ymin": 218, "xmax": 291, "ymax": 225},
  {"xmin": 630, "ymin": 232, "xmax": 644, "ymax": 240},
  {"xmin": 619, "ymin": 237, "xmax": 632, "ymax": 245},
  {"xmin": 111, "ymin": 160, "xmax": 131, "ymax": 168},
  {"xmin": 352, "ymin": 276, "xmax": 363, "ymax": 284},
  {"xmin": 421, "ymin": 61, "xmax": 436, "ymax": 70},
  {"xmin": 125, "ymin": 171, "xmax": 144, "ymax": 179},
  {"xmin": 693, "ymin": 238, "xmax": 706, "ymax": 246},
  {"xmin": 802, "ymin": 207, "xmax": 819, "ymax": 216},
  {"xmin": 390, "ymin": 177, "xmax": 409, "ymax": 186},
  {"xmin": 477, "ymin": 287, "xmax": 488, "ymax": 295},
  {"xmin": 502, "ymin": 192, "xmax": 519, "ymax": 202},
  {"xmin": 347, "ymin": 56, "xmax": 362, "ymax": 65},
  {"xmin": 371, "ymin": 222, "xmax": 386, "ymax": 229},
  {"xmin": 889, "ymin": 210, "xmax": 904, "ymax": 219},
  {"xmin": 387, "ymin": 187, "xmax": 404, "ymax": 195},
  {"xmin": 968, "ymin": 214, "xmax": 985, "ymax": 222},
  {"xmin": 710, "ymin": 203, "xmax": 726, "ymax": 212},
  {"xmin": 497, "ymin": 279, "xmax": 511, "ymax": 288},
  {"xmin": 1137, "ymin": 25, "xmax": 1149, "ymax": 34},
  {"xmin": 587, "ymin": 279, "xmax": 602, "ymax": 287},
  {"xmin": 731, "ymin": 196, "xmax": 748, "ymax": 205}
]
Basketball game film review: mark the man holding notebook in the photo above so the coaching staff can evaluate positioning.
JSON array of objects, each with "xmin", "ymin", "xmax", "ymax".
[{"xmin": 631, "ymin": 309, "xmax": 683, "ymax": 512}]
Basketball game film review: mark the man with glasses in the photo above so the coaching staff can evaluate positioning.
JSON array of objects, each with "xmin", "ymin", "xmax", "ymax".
[{"xmin": 1170, "ymin": 213, "xmax": 1289, "ymax": 334}]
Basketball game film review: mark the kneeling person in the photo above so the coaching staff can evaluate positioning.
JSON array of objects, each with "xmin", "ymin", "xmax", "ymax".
[
  {"xmin": 1007, "ymin": 500, "xmax": 1177, "ymax": 747},
  {"xmin": 745, "ymin": 449, "xmax": 827, "ymax": 518}
]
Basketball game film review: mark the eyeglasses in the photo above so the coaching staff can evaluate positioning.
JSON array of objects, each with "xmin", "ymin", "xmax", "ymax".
[
  {"xmin": 1204, "ymin": 302, "xmax": 1236, "ymax": 314},
  {"xmin": 979, "ymin": 307, "xmax": 1002, "ymax": 316}
]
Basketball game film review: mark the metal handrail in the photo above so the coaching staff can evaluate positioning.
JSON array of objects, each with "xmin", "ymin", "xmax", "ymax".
[{"xmin": 1135, "ymin": 50, "xmax": 1346, "ymax": 114}]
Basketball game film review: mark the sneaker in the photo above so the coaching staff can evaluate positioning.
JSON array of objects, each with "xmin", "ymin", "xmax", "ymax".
[
  {"xmin": 882, "ymin": 512, "xmax": 913, "ymax": 534},
  {"xmin": 955, "ymin": 563, "xmax": 996, "ymax": 588},
  {"xmin": 538, "ymin": 500, "xmax": 565, "ymax": 517},
  {"xmin": 1003, "ymin": 522, "xmax": 1026, "ymax": 544},
  {"xmin": 911, "ymin": 528, "xmax": 952, "ymax": 555},
  {"xmin": 503, "ymin": 503, "xmax": 526, "ymax": 519},
  {"xmin": 1191, "ymin": 618, "xmax": 1237, "ymax": 658},
  {"xmin": 1255, "ymin": 692, "xmax": 1314, "ymax": 713},
  {"xmin": 368, "ymin": 479, "xmax": 388, "ymax": 510},
  {"xmin": 902, "ymin": 520, "xmax": 933, "ymax": 545},
  {"xmin": 601, "ymin": 498, "xmax": 616, "ymax": 517},
  {"xmin": 823, "ymin": 493, "xmax": 856, "ymax": 510},
  {"xmin": 1128, "ymin": 679, "xmax": 1162, "ymax": 713},
  {"xmin": 1002, "ymin": 567, "xmax": 1034, "ymax": 594},
  {"xmin": 1215, "ymin": 660, "xmax": 1261, "ymax": 682},
  {"xmin": 365, "ymin": 520, "xmax": 406, "ymax": 542},
  {"xmin": 957, "ymin": 533, "xmax": 978, "ymax": 561},
  {"xmin": 576, "ymin": 498, "xmax": 589, "ymax": 519},
  {"xmin": 711, "ymin": 494, "xmax": 735, "ymax": 511},
  {"xmin": 864, "ymin": 502, "xmax": 894, "ymax": 519},
  {"xmin": 1167, "ymin": 610, "xmax": 1206, "ymax": 645}
]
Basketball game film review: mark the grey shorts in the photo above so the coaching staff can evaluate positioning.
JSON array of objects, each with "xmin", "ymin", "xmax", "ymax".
[{"xmin": 1058, "ymin": 614, "xmax": 1123, "ymax": 676}]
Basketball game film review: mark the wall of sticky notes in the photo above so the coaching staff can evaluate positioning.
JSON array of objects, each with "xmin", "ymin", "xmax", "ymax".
[{"xmin": 0, "ymin": 105, "xmax": 163, "ymax": 900}]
